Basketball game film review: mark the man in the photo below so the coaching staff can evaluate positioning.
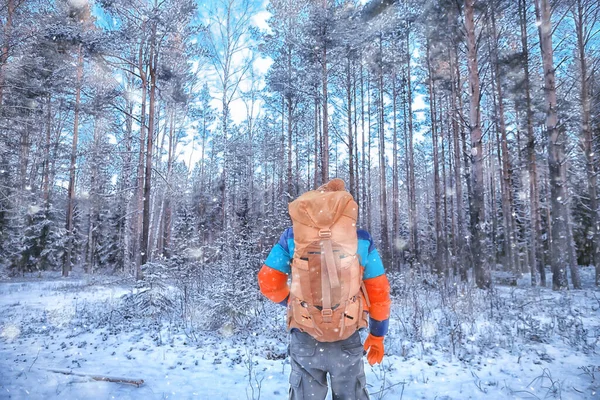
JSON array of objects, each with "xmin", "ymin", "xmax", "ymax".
[{"xmin": 258, "ymin": 178, "xmax": 391, "ymax": 400}]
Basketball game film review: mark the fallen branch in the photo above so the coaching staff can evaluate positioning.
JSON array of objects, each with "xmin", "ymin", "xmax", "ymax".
[
  {"xmin": 28, "ymin": 349, "xmax": 40, "ymax": 372},
  {"xmin": 41, "ymin": 368, "xmax": 144, "ymax": 387},
  {"xmin": 516, "ymin": 298, "xmax": 555, "ymax": 309}
]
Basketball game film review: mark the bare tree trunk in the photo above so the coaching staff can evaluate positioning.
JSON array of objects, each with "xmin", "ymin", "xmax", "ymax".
[
  {"xmin": 200, "ymin": 110, "xmax": 207, "ymax": 188},
  {"xmin": 286, "ymin": 94, "xmax": 293, "ymax": 198},
  {"xmin": 366, "ymin": 69, "xmax": 373, "ymax": 233},
  {"xmin": 19, "ymin": 126, "xmax": 29, "ymax": 195},
  {"xmin": 221, "ymin": 91, "xmax": 229, "ymax": 231},
  {"xmin": 134, "ymin": 38, "xmax": 148, "ymax": 279},
  {"xmin": 150, "ymin": 105, "xmax": 165, "ymax": 259},
  {"xmin": 0, "ymin": 0, "xmax": 14, "ymax": 107},
  {"xmin": 353, "ymin": 60, "xmax": 360, "ymax": 204},
  {"xmin": 42, "ymin": 95, "xmax": 52, "ymax": 207},
  {"xmin": 465, "ymin": 0, "xmax": 489, "ymax": 288},
  {"xmin": 489, "ymin": 9, "xmax": 519, "ymax": 281},
  {"xmin": 141, "ymin": 21, "xmax": 158, "ymax": 269},
  {"xmin": 402, "ymin": 75, "xmax": 410, "ymax": 266},
  {"xmin": 450, "ymin": 46, "xmax": 465, "ymax": 278},
  {"xmin": 314, "ymin": 94, "xmax": 319, "ymax": 188},
  {"xmin": 321, "ymin": 0, "xmax": 329, "ymax": 183},
  {"xmin": 427, "ymin": 42, "xmax": 444, "ymax": 276},
  {"xmin": 574, "ymin": 0, "xmax": 599, "ymax": 285},
  {"xmin": 377, "ymin": 35, "xmax": 389, "ymax": 261},
  {"xmin": 519, "ymin": 0, "xmax": 544, "ymax": 286},
  {"xmin": 121, "ymin": 75, "xmax": 134, "ymax": 272},
  {"xmin": 294, "ymin": 124, "xmax": 299, "ymax": 192},
  {"xmin": 446, "ymin": 96, "xmax": 458, "ymax": 275},
  {"xmin": 64, "ymin": 45, "xmax": 84, "ymax": 277},
  {"xmin": 86, "ymin": 118, "xmax": 101, "ymax": 274},
  {"xmin": 287, "ymin": 39, "xmax": 294, "ymax": 198},
  {"xmin": 534, "ymin": 0, "xmax": 571, "ymax": 290},
  {"xmin": 489, "ymin": 131, "xmax": 498, "ymax": 268},
  {"xmin": 162, "ymin": 109, "xmax": 175, "ymax": 258},
  {"xmin": 360, "ymin": 63, "xmax": 367, "ymax": 226},
  {"xmin": 440, "ymin": 101, "xmax": 449, "ymax": 274},
  {"xmin": 279, "ymin": 96, "xmax": 285, "ymax": 198},
  {"xmin": 565, "ymin": 169, "xmax": 581, "ymax": 288},
  {"xmin": 392, "ymin": 70, "xmax": 399, "ymax": 268},
  {"xmin": 406, "ymin": 31, "xmax": 418, "ymax": 263},
  {"xmin": 347, "ymin": 54, "xmax": 355, "ymax": 198}
]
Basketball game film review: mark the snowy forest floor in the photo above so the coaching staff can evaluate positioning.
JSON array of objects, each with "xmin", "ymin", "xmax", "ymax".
[{"xmin": 0, "ymin": 267, "xmax": 599, "ymax": 400}]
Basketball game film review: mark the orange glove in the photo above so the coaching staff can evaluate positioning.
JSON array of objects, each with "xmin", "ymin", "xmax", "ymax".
[{"xmin": 363, "ymin": 334, "xmax": 384, "ymax": 365}]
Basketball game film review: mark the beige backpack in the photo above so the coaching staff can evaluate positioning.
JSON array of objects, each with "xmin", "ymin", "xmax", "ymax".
[{"xmin": 287, "ymin": 179, "xmax": 369, "ymax": 342}]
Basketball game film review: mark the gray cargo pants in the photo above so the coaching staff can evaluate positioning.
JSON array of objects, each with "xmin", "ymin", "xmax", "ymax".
[{"xmin": 288, "ymin": 330, "xmax": 370, "ymax": 400}]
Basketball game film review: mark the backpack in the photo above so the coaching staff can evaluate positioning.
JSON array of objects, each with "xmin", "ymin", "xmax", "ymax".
[{"xmin": 287, "ymin": 179, "xmax": 369, "ymax": 342}]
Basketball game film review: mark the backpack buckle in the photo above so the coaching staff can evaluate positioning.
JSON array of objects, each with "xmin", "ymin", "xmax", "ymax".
[
  {"xmin": 321, "ymin": 308, "xmax": 333, "ymax": 322},
  {"xmin": 318, "ymin": 229, "xmax": 332, "ymax": 238}
]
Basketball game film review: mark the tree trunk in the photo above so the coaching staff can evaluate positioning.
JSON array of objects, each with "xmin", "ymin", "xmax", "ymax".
[
  {"xmin": 314, "ymin": 94, "xmax": 319, "ymax": 188},
  {"xmin": 446, "ymin": 96, "xmax": 458, "ymax": 275},
  {"xmin": 377, "ymin": 35, "xmax": 389, "ymax": 261},
  {"xmin": 465, "ymin": 0, "xmax": 489, "ymax": 288},
  {"xmin": 450, "ymin": 47, "xmax": 465, "ymax": 279},
  {"xmin": 360, "ymin": 63, "xmax": 367, "ymax": 227},
  {"xmin": 42, "ymin": 95, "xmax": 52, "ymax": 207},
  {"xmin": 441, "ymin": 100, "xmax": 449, "ymax": 274},
  {"xmin": 162, "ymin": 109, "xmax": 175, "ymax": 258},
  {"xmin": 519, "ymin": 0, "xmax": 544, "ymax": 286},
  {"xmin": 86, "ymin": 118, "xmax": 101, "ymax": 274},
  {"xmin": 534, "ymin": 0, "xmax": 570, "ymax": 290},
  {"xmin": 574, "ymin": 0, "xmax": 599, "ymax": 285},
  {"xmin": 0, "ymin": 0, "xmax": 14, "ymax": 108},
  {"xmin": 489, "ymin": 130, "xmax": 498, "ymax": 268},
  {"xmin": 402, "ymin": 74, "xmax": 410, "ymax": 266},
  {"xmin": 149, "ymin": 105, "xmax": 165, "ymax": 259},
  {"xmin": 141, "ymin": 21, "xmax": 158, "ymax": 269},
  {"xmin": 347, "ymin": 54, "xmax": 355, "ymax": 198},
  {"xmin": 427, "ymin": 43, "xmax": 444, "ymax": 276},
  {"xmin": 353, "ymin": 60, "xmax": 360, "ymax": 204},
  {"xmin": 121, "ymin": 75, "xmax": 134, "ymax": 272},
  {"xmin": 366, "ymin": 69, "xmax": 373, "ymax": 233},
  {"xmin": 64, "ymin": 45, "xmax": 84, "ymax": 277},
  {"xmin": 392, "ymin": 70, "xmax": 399, "ymax": 268},
  {"xmin": 287, "ymin": 40, "xmax": 294, "ymax": 198},
  {"xmin": 321, "ymin": 0, "xmax": 329, "ymax": 183},
  {"xmin": 134, "ymin": 38, "xmax": 148, "ymax": 279},
  {"xmin": 406, "ymin": 31, "xmax": 418, "ymax": 263},
  {"xmin": 490, "ymin": 9, "xmax": 519, "ymax": 281}
]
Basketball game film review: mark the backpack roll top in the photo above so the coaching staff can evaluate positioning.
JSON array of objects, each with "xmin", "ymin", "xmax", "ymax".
[
  {"xmin": 287, "ymin": 180, "xmax": 368, "ymax": 342},
  {"xmin": 288, "ymin": 189, "xmax": 358, "ymax": 256}
]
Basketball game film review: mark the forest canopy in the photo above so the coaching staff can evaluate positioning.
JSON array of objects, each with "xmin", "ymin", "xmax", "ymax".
[{"xmin": 0, "ymin": 0, "xmax": 599, "ymax": 291}]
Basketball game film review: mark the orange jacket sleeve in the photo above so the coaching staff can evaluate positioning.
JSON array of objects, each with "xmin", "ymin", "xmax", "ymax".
[
  {"xmin": 363, "ymin": 274, "xmax": 391, "ymax": 321},
  {"xmin": 258, "ymin": 264, "xmax": 290, "ymax": 304}
]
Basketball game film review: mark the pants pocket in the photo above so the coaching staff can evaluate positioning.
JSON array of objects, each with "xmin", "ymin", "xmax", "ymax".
[
  {"xmin": 289, "ymin": 370, "xmax": 303, "ymax": 400},
  {"xmin": 341, "ymin": 344, "xmax": 364, "ymax": 357}
]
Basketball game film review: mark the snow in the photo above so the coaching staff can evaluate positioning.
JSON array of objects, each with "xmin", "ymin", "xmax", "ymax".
[{"xmin": 1, "ymin": 269, "xmax": 599, "ymax": 399}]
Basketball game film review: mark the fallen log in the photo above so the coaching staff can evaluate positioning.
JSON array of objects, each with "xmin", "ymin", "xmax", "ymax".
[{"xmin": 42, "ymin": 368, "xmax": 145, "ymax": 387}]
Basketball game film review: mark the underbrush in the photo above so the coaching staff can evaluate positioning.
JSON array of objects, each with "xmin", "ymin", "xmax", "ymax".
[{"xmin": 387, "ymin": 268, "xmax": 599, "ymax": 361}]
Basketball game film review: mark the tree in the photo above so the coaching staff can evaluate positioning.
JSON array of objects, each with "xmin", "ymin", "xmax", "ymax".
[
  {"xmin": 204, "ymin": 0, "xmax": 254, "ymax": 230},
  {"xmin": 464, "ymin": 0, "xmax": 489, "ymax": 288},
  {"xmin": 572, "ymin": 0, "xmax": 600, "ymax": 285},
  {"xmin": 534, "ymin": 0, "xmax": 576, "ymax": 290},
  {"xmin": 518, "ymin": 0, "xmax": 545, "ymax": 286}
]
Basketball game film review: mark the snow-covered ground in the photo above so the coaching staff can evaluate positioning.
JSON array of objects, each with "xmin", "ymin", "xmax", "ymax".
[{"xmin": 1, "ymin": 269, "xmax": 598, "ymax": 399}]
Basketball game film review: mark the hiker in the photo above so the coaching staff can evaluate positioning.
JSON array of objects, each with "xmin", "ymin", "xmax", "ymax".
[{"xmin": 258, "ymin": 178, "xmax": 391, "ymax": 400}]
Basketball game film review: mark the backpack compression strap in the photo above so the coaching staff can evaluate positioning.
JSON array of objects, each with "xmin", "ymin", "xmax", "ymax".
[{"xmin": 319, "ymin": 229, "xmax": 339, "ymax": 323}]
